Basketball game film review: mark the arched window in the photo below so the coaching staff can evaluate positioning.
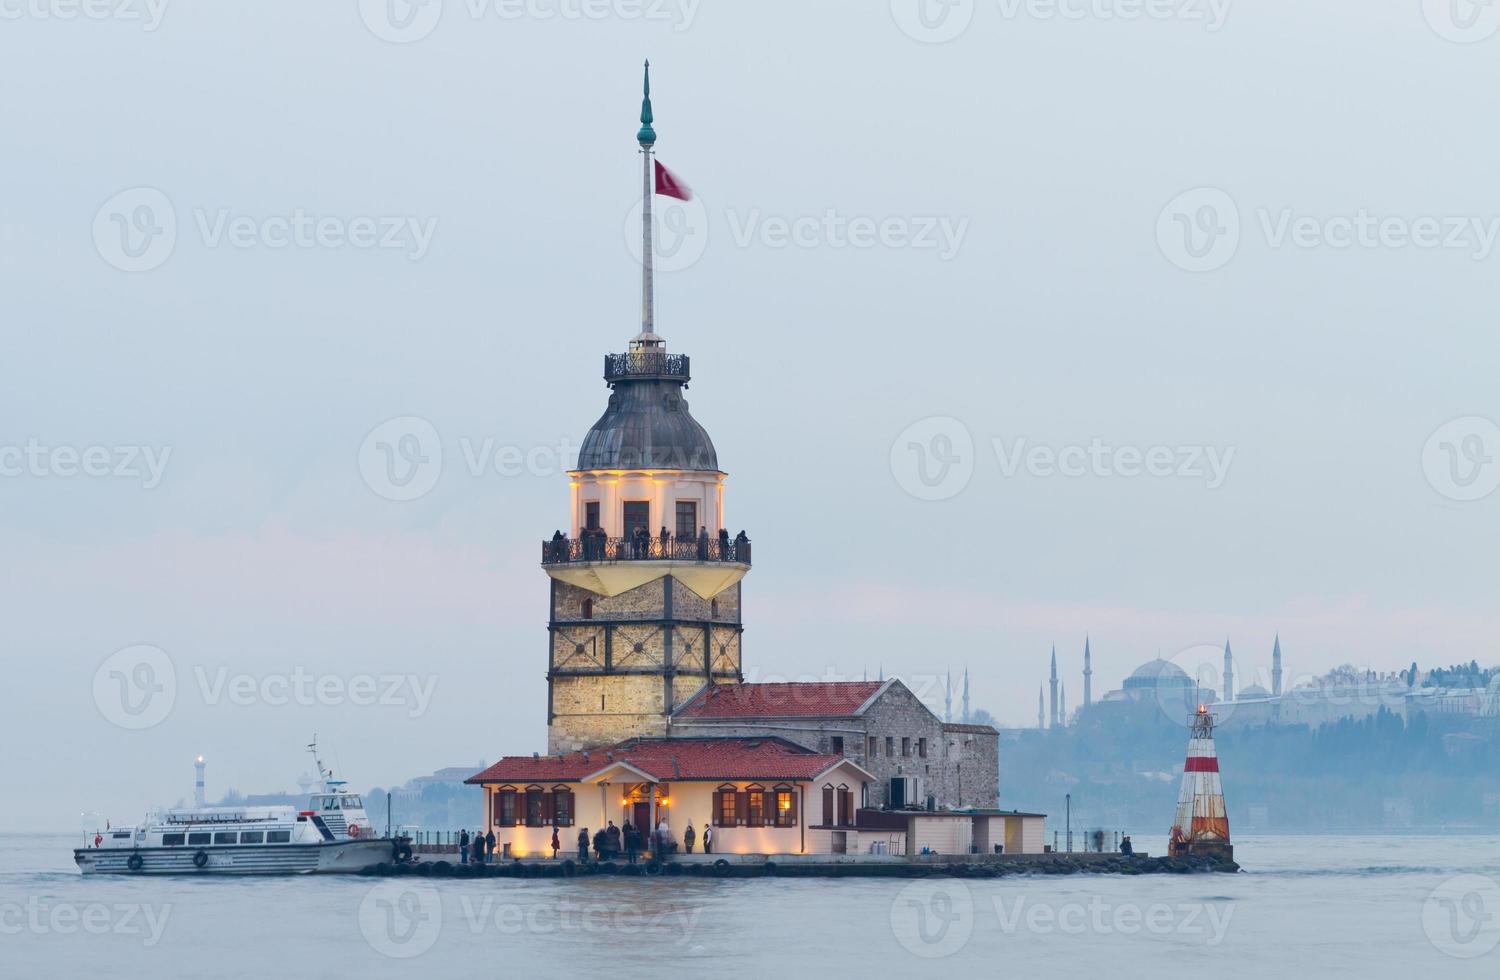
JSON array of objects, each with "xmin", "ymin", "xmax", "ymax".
[
  {"xmin": 714, "ymin": 784, "xmax": 738, "ymax": 827},
  {"xmin": 745, "ymin": 784, "xmax": 766, "ymax": 827},
  {"xmin": 581, "ymin": 598, "xmax": 593, "ymax": 619},
  {"xmin": 552, "ymin": 786, "xmax": 575, "ymax": 827},
  {"xmin": 821, "ymin": 784, "xmax": 835, "ymax": 826},
  {"xmin": 494, "ymin": 785, "xmax": 519, "ymax": 827},
  {"xmin": 772, "ymin": 784, "xmax": 797, "ymax": 828},
  {"xmin": 524, "ymin": 785, "xmax": 547, "ymax": 828},
  {"xmin": 836, "ymin": 784, "xmax": 853, "ymax": 827}
]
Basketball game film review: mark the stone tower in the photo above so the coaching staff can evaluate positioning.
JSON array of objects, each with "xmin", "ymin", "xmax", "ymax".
[
  {"xmin": 1223, "ymin": 639, "xmax": 1234, "ymax": 702},
  {"xmin": 541, "ymin": 64, "xmax": 750, "ymax": 753}
]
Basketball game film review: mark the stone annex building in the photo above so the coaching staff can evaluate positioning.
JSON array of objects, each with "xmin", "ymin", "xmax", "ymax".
[{"xmin": 468, "ymin": 67, "xmax": 1039, "ymax": 860}]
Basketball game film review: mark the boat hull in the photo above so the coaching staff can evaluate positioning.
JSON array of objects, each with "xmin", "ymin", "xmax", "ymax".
[{"xmin": 74, "ymin": 839, "xmax": 396, "ymax": 875}]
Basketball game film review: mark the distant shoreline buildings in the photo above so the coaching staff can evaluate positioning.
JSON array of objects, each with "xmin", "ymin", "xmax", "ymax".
[{"xmin": 1032, "ymin": 635, "xmax": 1500, "ymax": 730}]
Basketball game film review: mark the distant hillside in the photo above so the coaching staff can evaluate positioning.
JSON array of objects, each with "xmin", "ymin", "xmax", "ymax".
[{"xmin": 1000, "ymin": 706, "xmax": 1500, "ymax": 835}]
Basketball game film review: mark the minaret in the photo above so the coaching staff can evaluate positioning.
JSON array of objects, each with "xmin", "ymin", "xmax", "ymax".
[
  {"xmin": 1038, "ymin": 685, "xmax": 1045, "ymax": 730},
  {"xmin": 1060, "ymin": 682, "xmax": 1067, "ymax": 726},
  {"xmin": 541, "ymin": 65, "xmax": 748, "ymax": 753},
  {"xmin": 961, "ymin": 668, "xmax": 970, "ymax": 724},
  {"xmin": 1083, "ymin": 635, "xmax": 1093, "ymax": 709},
  {"xmin": 1223, "ymin": 639, "xmax": 1234, "ymax": 702},
  {"xmin": 1049, "ymin": 647, "xmax": 1059, "ymax": 728},
  {"xmin": 194, "ymin": 756, "xmax": 206, "ymax": 807},
  {"xmin": 1272, "ymin": 633, "xmax": 1283, "ymax": 696}
]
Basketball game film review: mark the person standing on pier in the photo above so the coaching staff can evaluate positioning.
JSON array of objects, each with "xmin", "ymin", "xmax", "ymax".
[
  {"xmin": 485, "ymin": 829, "xmax": 496, "ymax": 864},
  {"xmin": 551, "ymin": 826, "xmax": 561, "ymax": 860},
  {"xmin": 701, "ymin": 824, "xmax": 713, "ymax": 854},
  {"xmin": 606, "ymin": 821, "xmax": 622, "ymax": 859},
  {"xmin": 684, "ymin": 822, "xmax": 696, "ymax": 854},
  {"xmin": 577, "ymin": 827, "xmax": 590, "ymax": 863},
  {"xmin": 459, "ymin": 828, "xmax": 470, "ymax": 865},
  {"xmin": 624, "ymin": 822, "xmax": 640, "ymax": 864}
]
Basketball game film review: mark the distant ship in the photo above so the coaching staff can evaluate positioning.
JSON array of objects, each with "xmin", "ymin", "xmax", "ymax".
[{"xmin": 74, "ymin": 739, "xmax": 409, "ymax": 875}]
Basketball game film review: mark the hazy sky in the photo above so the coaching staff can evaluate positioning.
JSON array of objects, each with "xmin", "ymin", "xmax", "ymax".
[{"xmin": 3, "ymin": 1, "xmax": 1498, "ymax": 829}]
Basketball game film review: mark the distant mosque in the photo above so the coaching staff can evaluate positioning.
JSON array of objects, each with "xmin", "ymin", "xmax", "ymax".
[{"xmin": 1037, "ymin": 634, "xmax": 1289, "ymax": 728}]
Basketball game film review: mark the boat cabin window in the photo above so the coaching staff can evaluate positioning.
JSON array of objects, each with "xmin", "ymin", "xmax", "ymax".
[
  {"xmin": 239, "ymin": 831, "xmax": 264, "ymax": 844},
  {"xmin": 162, "ymin": 833, "xmax": 185, "ymax": 846},
  {"xmin": 343, "ymin": 796, "xmax": 363, "ymax": 809},
  {"xmin": 187, "ymin": 832, "xmax": 211, "ymax": 846},
  {"xmin": 321, "ymin": 797, "xmax": 339, "ymax": 811},
  {"xmin": 214, "ymin": 832, "xmax": 237, "ymax": 845},
  {"xmin": 266, "ymin": 830, "xmax": 291, "ymax": 843},
  {"xmin": 112, "ymin": 831, "xmax": 130, "ymax": 839}
]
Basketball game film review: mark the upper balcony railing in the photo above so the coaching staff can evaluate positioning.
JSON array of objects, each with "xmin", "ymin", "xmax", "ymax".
[
  {"xmin": 542, "ymin": 530, "xmax": 750, "ymax": 566},
  {"xmin": 604, "ymin": 351, "xmax": 691, "ymax": 384}
]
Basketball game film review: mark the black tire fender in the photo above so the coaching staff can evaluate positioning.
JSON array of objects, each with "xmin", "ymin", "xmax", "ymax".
[
  {"xmin": 126, "ymin": 853, "xmax": 144, "ymax": 872},
  {"xmin": 713, "ymin": 858, "xmax": 732, "ymax": 877},
  {"xmin": 192, "ymin": 850, "xmax": 209, "ymax": 869}
]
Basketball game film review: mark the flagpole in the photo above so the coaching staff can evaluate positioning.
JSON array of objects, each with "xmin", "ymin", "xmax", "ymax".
[{"xmin": 638, "ymin": 59, "xmax": 657, "ymax": 336}]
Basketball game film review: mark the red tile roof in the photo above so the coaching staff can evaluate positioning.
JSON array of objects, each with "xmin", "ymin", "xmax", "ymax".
[
  {"xmin": 674, "ymin": 681, "xmax": 886, "ymax": 719},
  {"xmin": 467, "ymin": 737, "xmax": 850, "ymax": 785}
]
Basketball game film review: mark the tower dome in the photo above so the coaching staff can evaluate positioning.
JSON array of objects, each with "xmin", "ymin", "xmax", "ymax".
[{"xmin": 577, "ymin": 338, "xmax": 718, "ymax": 471}]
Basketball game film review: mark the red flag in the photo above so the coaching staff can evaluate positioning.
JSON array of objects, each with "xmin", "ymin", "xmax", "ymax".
[{"xmin": 655, "ymin": 160, "xmax": 693, "ymax": 201}]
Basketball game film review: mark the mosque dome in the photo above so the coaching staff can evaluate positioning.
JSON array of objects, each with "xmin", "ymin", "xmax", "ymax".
[
  {"xmin": 1122, "ymin": 658, "xmax": 1195, "ymax": 691},
  {"xmin": 1238, "ymin": 684, "xmax": 1271, "ymax": 699}
]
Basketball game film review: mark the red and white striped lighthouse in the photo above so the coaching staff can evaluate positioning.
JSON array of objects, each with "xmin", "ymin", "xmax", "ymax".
[{"xmin": 1169, "ymin": 704, "xmax": 1233, "ymax": 861}]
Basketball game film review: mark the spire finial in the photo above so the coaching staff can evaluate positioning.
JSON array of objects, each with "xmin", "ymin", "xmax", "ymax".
[{"xmin": 637, "ymin": 59, "xmax": 656, "ymax": 146}]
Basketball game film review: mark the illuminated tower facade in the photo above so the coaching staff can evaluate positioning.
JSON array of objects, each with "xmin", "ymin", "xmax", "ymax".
[{"xmin": 541, "ymin": 64, "xmax": 750, "ymax": 753}]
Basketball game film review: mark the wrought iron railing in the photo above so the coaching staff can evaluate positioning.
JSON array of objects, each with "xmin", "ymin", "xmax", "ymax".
[
  {"xmin": 604, "ymin": 352, "xmax": 690, "ymax": 383},
  {"xmin": 542, "ymin": 533, "xmax": 750, "ymax": 565}
]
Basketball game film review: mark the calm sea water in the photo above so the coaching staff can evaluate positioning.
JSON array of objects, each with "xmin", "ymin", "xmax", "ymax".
[{"xmin": 4, "ymin": 833, "xmax": 1498, "ymax": 978}]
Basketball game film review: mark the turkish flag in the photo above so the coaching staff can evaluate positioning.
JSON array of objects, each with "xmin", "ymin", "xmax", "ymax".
[{"xmin": 655, "ymin": 160, "xmax": 693, "ymax": 201}]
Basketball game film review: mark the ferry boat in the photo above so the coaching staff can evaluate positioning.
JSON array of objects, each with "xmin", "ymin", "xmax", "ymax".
[{"xmin": 74, "ymin": 741, "xmax": 410, "ymax": 875}]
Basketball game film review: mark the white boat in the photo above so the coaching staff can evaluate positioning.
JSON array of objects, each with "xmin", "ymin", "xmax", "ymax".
[{"xmin": 74, "ymin": 741, "xmax": 409, "ymax": 876}]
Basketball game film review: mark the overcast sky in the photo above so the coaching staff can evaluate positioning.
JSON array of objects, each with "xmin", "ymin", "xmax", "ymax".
[{"xmin": 2, "ymin": 1, "xmax": 1498, "ymax": 829}]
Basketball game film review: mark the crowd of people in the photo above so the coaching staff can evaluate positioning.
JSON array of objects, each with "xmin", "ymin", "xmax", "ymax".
[
  {"xmin": 457, "ymin": 828, "xmax": 497, "ymax": 865},
  {"xmin": 569, "ymin": 818, "xmax": 711, "ymax": 862},
  {"xmin": 548, "ymin": 526, "xmax": 751, "ymax": 564},
  {"xmin": 458, "ymin": 818, "xmax": 714, "ymax": 864}
]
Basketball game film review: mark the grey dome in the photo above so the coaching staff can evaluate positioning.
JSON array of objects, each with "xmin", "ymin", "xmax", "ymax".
[
  {"xmin": 1122, "ymin": 659, "xmax": 1194, "ymax": 691},
  {"xmin": 577, "ymin": 375, "xmax": 719, "ymax": 471}
]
